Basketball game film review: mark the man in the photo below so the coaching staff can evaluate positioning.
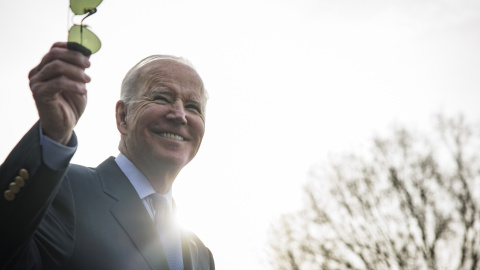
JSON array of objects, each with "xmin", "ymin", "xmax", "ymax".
[{"xmin": 0, "ymin": 42, "xmax": 214, "ymax": 270}]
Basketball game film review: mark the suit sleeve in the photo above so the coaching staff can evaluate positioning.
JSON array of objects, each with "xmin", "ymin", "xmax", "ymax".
[{"xmin": 0, "ymin": 122, "xmax": 75, "ymax": 268}]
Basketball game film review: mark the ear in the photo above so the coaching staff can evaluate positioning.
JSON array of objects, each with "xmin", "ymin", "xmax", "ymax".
[{"xmin": 116, "ymin": 100, "xmax": 128, "ymax": 135}]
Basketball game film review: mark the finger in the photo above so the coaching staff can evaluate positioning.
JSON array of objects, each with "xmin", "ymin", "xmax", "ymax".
[
  {"xmin": 29, "ymin": 43, "xmax": 91, "ymax": 79},
  {"xmin": 31, "ymin": 76, "xmax": 88, "ymax": 100},
  {"xmin": 29, "ymin": 47, "xmax": 90, "ymax": 79},
  {"xmin": 50, "ymin": 42, "xmax": 68, "ymax": 50},
  {"xmin": 49, "ymin": 42, "xmax": 91, "ymax": 67},
  {"xmin": 49, "ymin": 42, "xmax": 91, "ymax": 65},
  {"xmin": 31, "ymin": 59, "xmax": 91, "ymax": 85}
]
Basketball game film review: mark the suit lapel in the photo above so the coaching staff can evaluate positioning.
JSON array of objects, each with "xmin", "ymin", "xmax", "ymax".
[
  {"xmin": 96, "ymin": 157, "xmax": 171, "ymax": 270},
  {"xmin": 181, "ymin": 231, "xmax": 195, "ymax": 270}
]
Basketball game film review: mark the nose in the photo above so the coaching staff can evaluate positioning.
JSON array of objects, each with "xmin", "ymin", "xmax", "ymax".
[{"xmin": 166, "ymin": 101, "xmax": 187, "ymax": 125}]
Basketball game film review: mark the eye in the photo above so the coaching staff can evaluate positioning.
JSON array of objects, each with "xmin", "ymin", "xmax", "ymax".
[
  {"xmin": 185, "ymin": 104, "xmax": 201, "ymax": 113},
  {"xmin": 153, "ymin": 96, "xmax": 169, "ymax": 103}
]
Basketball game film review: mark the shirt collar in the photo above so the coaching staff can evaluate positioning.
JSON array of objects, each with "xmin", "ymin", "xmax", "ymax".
[{"xmin": 115, "ymin": 153, "xmax": 172, "ymax": 209}]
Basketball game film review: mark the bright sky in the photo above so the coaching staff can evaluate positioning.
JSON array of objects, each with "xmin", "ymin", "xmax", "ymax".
[{"xmin": 1, "ymin": 0, "xmax": 480, "ymax": 269}]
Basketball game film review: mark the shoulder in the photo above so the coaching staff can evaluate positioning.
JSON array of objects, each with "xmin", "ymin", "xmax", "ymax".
[
  {"xmin": 65, "ymin": 163, "xmax": 95, "ymax": 177},
  {"xmin": 65, "ymin": 156, "xmax": 117, "ymax": 180},
  {"xmin": 181, "ymin": 229, "xmax": 215, "ymax": 269},
  {"xmin": 182, "ymin": 229, "xmax": 207, "ymax": 248}
]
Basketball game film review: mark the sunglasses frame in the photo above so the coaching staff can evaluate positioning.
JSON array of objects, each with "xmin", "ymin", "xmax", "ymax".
[{"xmin": 67, "ymin": 1, "xmax": 102, "ymax": 55}]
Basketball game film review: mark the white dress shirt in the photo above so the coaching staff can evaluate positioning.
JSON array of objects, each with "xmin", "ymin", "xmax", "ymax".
[{"xmin": 115, "ymin": 153, "xmax": 173, "ymax": 220}]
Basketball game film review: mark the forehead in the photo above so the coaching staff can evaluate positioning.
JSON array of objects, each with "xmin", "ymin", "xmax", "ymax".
[{"xmin": 137, "ymin": 59, "xmax": 204, "ymax": 98}]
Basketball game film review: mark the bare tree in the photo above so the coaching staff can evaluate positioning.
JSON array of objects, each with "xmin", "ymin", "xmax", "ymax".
[{"xmin": 268, "ymin": 115, "xmax": 480, "ymax": 270}]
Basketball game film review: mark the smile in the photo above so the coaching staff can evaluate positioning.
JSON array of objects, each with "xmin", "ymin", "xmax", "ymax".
[{"xmin": 157, "ymin": 132, "xmax": 184, "ymax": 141}]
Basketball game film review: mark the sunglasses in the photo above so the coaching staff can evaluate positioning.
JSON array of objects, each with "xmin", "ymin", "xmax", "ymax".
[{"xmin": 67, "ymin": 0, "xmax": 103, "ymax": 56}]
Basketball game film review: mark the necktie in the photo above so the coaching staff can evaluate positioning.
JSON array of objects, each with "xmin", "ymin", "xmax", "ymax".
[{"xmin": 150, "ymin": 194, "xmax": 184, "ymax": 270}]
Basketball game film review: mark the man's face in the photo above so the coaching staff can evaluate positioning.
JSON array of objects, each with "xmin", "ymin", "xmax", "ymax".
[{"xmin": 121, "ymin": 59, "xmax": 206, "ymax": 170}]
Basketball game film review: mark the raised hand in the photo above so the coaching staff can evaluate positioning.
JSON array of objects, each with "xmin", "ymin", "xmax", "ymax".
[{"xmin": 28, "ymin": 42, "xmax": 92, "ymax": 145}]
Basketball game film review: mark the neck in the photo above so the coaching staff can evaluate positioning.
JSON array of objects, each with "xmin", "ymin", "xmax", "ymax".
[
  {"xmin": 119, "ymin": 150, "xmax": 182, "ymax": 194},
  {"xmin": 141, "ymin": 163, "xmax": 180, "ymax": 194}
]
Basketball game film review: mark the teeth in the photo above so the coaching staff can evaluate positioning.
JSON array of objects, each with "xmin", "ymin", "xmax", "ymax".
[{"xmin": 159, "ymin": 132, "xmax": 184, "ymax": 141}]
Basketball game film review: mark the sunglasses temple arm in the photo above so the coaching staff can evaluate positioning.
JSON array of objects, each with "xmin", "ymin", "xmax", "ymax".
[{"xmin": 81, "ymin": 8, "xmax": 97, "ymax": 24}]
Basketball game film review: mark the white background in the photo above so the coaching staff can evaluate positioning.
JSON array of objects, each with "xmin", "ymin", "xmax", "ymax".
[{"xmin": 1, "ymin": 0, "xmax": 480, "ymax": 269}]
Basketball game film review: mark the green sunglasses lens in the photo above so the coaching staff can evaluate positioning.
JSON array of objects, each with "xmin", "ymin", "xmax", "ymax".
[
  {"xmin": 68, "ymin": 25, "xmax": 101, "ymax": 54},
  {"xmin": 70, "ymin": 0, "xmax": 103, "ymax": 15}
]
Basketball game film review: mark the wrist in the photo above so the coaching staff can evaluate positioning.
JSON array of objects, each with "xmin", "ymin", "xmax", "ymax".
[{"xmin": 41, "ymin": 127, "xmax": 73, "ymax": 146}]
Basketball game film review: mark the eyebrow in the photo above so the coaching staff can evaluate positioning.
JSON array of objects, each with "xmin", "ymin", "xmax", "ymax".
[
  {"xmin": 188, "ymin": 99, "xmax": 203, "ymax": 109},
  {"xmin": 148, "ymin": 89, "xmax": 171, "ymax": 96},
  {"xmin": 147, "ymin": 89, "xmax": 203, "ymax": 108}
]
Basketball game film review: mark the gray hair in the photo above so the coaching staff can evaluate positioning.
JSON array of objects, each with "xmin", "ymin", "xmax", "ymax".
[{"xmin": 120, "ymin": 55, "xmax": 208, "ymax": 109}]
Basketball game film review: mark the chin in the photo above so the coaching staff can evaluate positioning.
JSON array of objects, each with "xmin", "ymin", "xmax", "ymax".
[{"xmin": 153, "ymin": 154, "xmax": 192, "ymax": 169}]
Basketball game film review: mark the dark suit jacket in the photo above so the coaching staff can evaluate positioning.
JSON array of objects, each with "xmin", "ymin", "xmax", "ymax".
[{"xmin": 0, "ymin": 122, "xmax": 214, "ymax": 270}]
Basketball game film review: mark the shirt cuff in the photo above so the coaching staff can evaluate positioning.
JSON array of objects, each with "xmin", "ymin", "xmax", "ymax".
[{"xmin": 39, "ymin": 125, "xmax": 77, "ymax": 170}]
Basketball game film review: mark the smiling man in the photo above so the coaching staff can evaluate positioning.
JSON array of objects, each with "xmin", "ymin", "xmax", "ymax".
[
  {"xmin": 0, "ymin": 43, "xmax": 214, "ymax": 270},
  {"xmin": 117, "ymin": 56, "xmax": 206, "ymax": 194}
]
